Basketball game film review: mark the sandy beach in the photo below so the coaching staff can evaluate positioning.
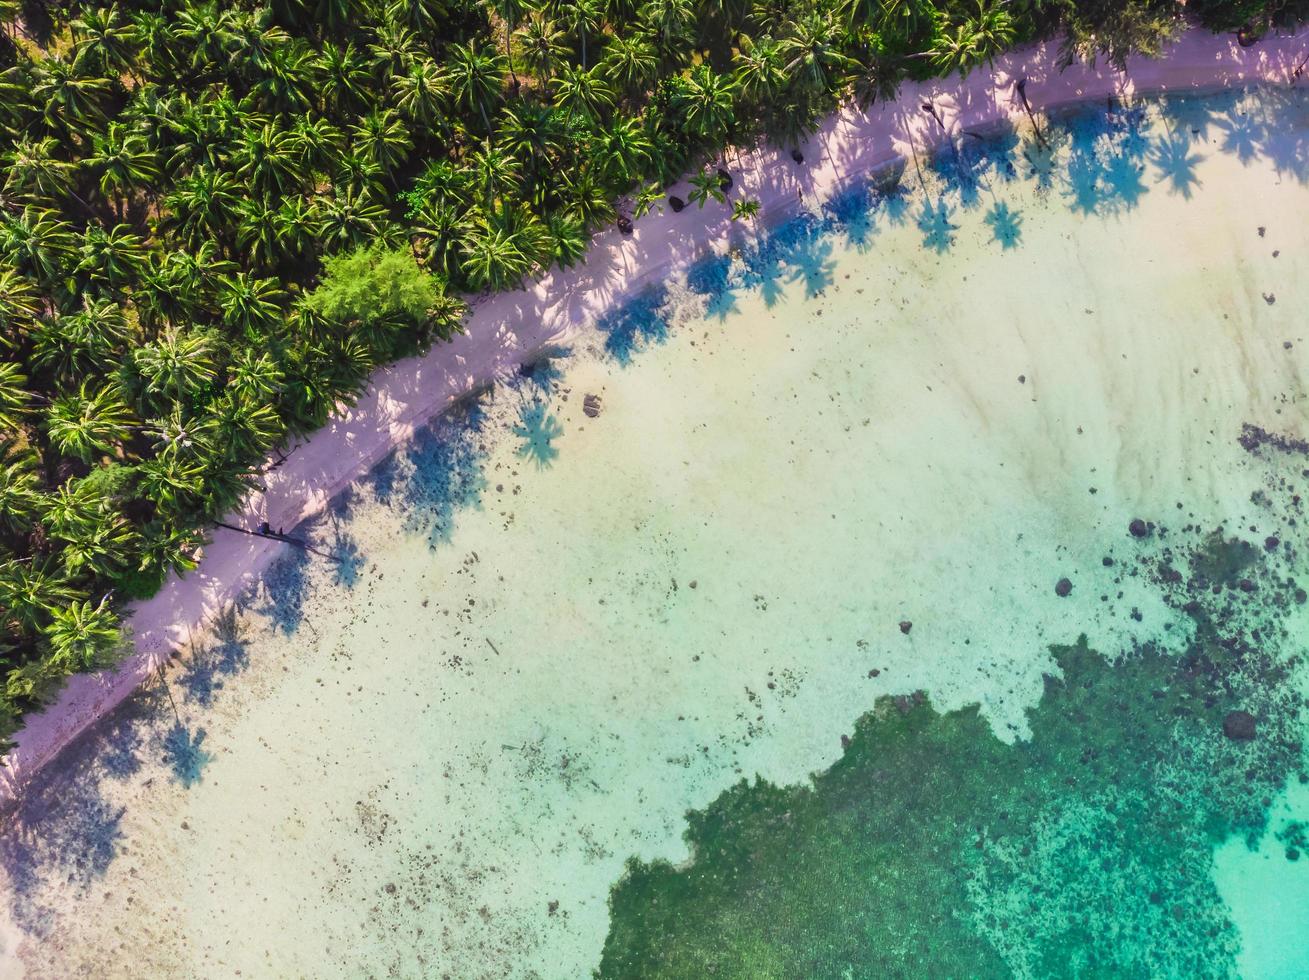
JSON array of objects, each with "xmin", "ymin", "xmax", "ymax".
[{"xmin": 1, "ymin": 26, "xmax": 1305, "ymax": 809}]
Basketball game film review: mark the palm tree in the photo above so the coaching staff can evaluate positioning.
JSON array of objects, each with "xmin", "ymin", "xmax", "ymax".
[
  {"xmin": 932, "ymin": 0, "xmax": 1016, "ymax": 77},
  {"xmin": 488, "ymin": 0, "xmax": 528, "ymax": 84},
  {"xmin": 27, "ymin": 58, "xmax": 113, "ymax": 141},
  {"xmin": 209, "ymin": 390, "xmax": 282, "ymax": 464},
  {"xmin": 352, "ymin": 108, "xmax": 413, "ymax": 175},
  {"xmin": 392, "ymin": 57, "xmax": 449, "ymax": 126},
  {"xmin": 639, "ymin": 0, "xmax": 694, "ymax": 54},
  {"xmin": 86, "ymin": 122, "xmax": 161, "ymax": 215},
  {"xmin": 3, "ymin": 136, "xmax": 84, "ymax": 209},
  {"xmin": 0, "ymin": 266, "xmax": 40, "ymax": 341},
  {"xmin": 601, "ymin": 32, "xmax": 659, "ymax": 96},
  {"xmin": 592, "ymin": 115, "xmax": 653, "ymax": 189},
  {"xmin": 0, "ymin": 207, "xmax": 78, "ymax": 288},
  {"xmin": 31, "ymin": 298, "xmax": 130, "ymax": 380},
  {"xmin": 233, "ymin": 122, "xmax": 305, "ymax": 197},
  {"xmin": 0, "ymin": 559, "xmax": 78, "ymax": 635},
  {"xmin": 45, "ymin": 380, "xmax": 136, "ymax": 462},
  {"xmin": 43, "ymin": 597, "xmax": 121, "ymax": 673},
  {"xmin": 459, "ymin": 206, "xmax": 543, "ymax": 291},
  {"xmin": 516, "ymin": 12, "xmax": 569, "ymax": 86},
  {"xmin": 0, "ymin": 363, "xmax": 31, "ymax": 431},
  {"xmin": 132, "ymin": 327, "xmax": 216, "ymax": 406},
  {"xmin": 316, "ymin": 41, "xmax": 372, "ymax": 113},
  {"xmin": 0, "ymin": 435, "xmax": 42, "ymax": 534},
  {"xmin": 165, "ymin": 166, "xmax": 242, "ymax": 250},
  {"xmin": 733, "ymin": 35, "xmax": 786, "ymax": 103},
  {"xmin": 448, "ymin": 42, "xmax": 507, "ymax": 135},
  {"xmin": 71, "ymin": 3, "xmax": 140, "ymax": 83},
  {"xmin": 367, "ymin": 20, "xmax": 421, "ymax": 83},
  {"xmin": 687, "ymin": 167, "xmax": 728, "ymax": 208},
  {"xmin": 675, "ymin": 66, "xmax": 737, "ymax": 144},
  {"xmin": 218, "ymin": 273, "xmax": 286, "ymax": 338},
  {"xmin": 558, "ymin": 0, "xmax": 607, "ymax": 69},
  {"xmin": 75, "ymin": 223, "xmax": 147, "ymax": 292},
  {"xmin": 467, "ymin": 143, "xmax": 524, "ymax": 212},
  {"xmin": 731, "ymin": 197, "xmax": 761, "ymax": 221},
  {"xmin": 553, "ymin": 64, "xmax": 616, "ymax": 122},
  {"xmin": 317, "ymin": 185, "xmax": 392, "ymax": 251},
  {"xmin": 780, "ymin": 10, "xmax": 856, "ymax": 94}
]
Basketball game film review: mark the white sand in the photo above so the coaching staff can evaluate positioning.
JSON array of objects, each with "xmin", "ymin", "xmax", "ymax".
[{"xmin": 1, "ymin": 27, "xmax": 1305, "ymax": 808}]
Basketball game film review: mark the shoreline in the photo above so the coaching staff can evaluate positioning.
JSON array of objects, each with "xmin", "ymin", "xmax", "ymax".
[{"xmin": 1, "ymin": 26, "xmax": 1304, "ymax": 809}]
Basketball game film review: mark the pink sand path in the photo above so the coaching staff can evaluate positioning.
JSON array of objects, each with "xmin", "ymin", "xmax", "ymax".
[{"xmin": 2, "ymin": 27, "xmax": 1305, "ymax": 808}]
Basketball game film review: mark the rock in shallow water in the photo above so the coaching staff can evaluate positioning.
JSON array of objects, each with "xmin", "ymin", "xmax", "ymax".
[
  {"xmin": 1055, "ymin": 578, "xmax": 1073, "ymax": 598},
  {"xmin": 1222, "ymin": 710, "xmax": 1257, "ymax": 741}
]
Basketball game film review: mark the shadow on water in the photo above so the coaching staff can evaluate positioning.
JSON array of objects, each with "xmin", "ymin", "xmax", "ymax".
[
  {"xmin": 917, "ymin": 197, "xmax": 957, "ymax": 252},
  {"xmin": 178, "ymin": 606, "xmax": 252, "ymax": 707},
  {"xmin": 985, "ymin": 201, "xmax": 1023, "ymax": 248},
  {"xmin": 364, "ymin": 401, "xmax": 489, "ymax": 551},
  {"xmin": 513, "ymin": 396, "xmax": 563, "ymax": 468},
  {"xmin": 0, "ymin": 691, "xmax": 164, "ymax": 935}
]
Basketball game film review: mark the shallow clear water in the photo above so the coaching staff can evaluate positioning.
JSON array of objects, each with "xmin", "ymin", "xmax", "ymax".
[{"xmin": 3, "ymin": 87, "xmax": 1309, "ymax": 979}]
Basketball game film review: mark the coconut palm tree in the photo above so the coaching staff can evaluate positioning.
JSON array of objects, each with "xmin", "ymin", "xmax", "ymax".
[
  {"xmin": 352, "ymin": 107, "xmax": 413, "ymax": 175},
  {"xmin": 0, "ymin": 207, "xmax": 78, "ymax": 288},
  {"xmin": 0, "ymin": 363, "xmax": 31, "ymax": 432},
  {"xmin": 86, "ymin": 122, "xmax": 161, "ymax": 215},
  {"xmin": 44, "ymin": 597, "xmax": 121, "ymax": 672},
  {"xmin": 71, "ymin": 3, "xmax": 139, "ymax": 82},
  {"xmin": 675, "ymin": 65, "xmax": 737, "ymax": 144},
  {"xmin": 558, "ymin": 0, "xmax": 607, "ymax": 68},
  {"xmin": 132, "ymin": 327, "xmax": 216, "ymax": 406},
  {"xmin": 392, "ymin": 57, "xmax": 448, "ymax": 126},
  {"xmin": 45, "ymin": 380, "xmax": 136, "ymax": 462},
  {"xmin": 553, "ymin": 63, "xmax": 616, "ymax": 122},
  {"xmin": 516, "ymin": 12, "xmax": 569, "ymax": 86},
  {"xmin": 932, "ymin": 0, "xmax": 1016, "ymax": 77},
  {"xmin": 218, "ymin": 272, "xmax": 287, "ymax": 338},
  {"xmin": 0, "ymin": 559, "xmax": 78, "ymax": 635},
  {"xmin": 448, "ymin": 42, "xmax": 507, "ymax": 135},
  {"xmin": 779, "ymin": 9, "xmax": 856, "ymax": 94},
  {"xmin": 601, "ymin": 31, "xmax": 659, "ymax": 96}
]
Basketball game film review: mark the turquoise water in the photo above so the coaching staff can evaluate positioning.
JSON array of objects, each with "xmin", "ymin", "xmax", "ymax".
[{"xmin": 2, "ymin": 87, "xmax": 1308, "ymax": 978}]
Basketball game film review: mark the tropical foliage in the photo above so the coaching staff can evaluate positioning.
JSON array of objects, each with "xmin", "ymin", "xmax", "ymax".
[{"xmin": 0, "ymin": 0, "xmax": 1301, "ymax": 739}]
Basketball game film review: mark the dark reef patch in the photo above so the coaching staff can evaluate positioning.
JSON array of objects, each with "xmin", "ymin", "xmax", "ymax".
[{"xmin": 599, "ymin": 449, "xmax": 1308, "ymax": 979}]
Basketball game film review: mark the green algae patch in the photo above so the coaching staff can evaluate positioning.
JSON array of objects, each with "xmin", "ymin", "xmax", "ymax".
[{"xmin": 600, "ymin": 534, "xmax": 1307, "ymax": 979}]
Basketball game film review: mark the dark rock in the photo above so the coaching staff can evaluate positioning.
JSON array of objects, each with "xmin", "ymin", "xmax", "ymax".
[
  {"xmin": 582, "ymin": 393, "xmax": 602, "ymax": 418},
  {"xmin": 688, "ymin": 580, "xmax": 697, "ymax": 589},
  {"xmin": 791, "ymin": 148, "xmax": 804, "ymax": 164},
  {"xmin": 1288, "ymin": 848, "xmax": 1302, "ymax": 862},
  {"xmin": 1223, "ymin": 710, "xmax": 1257, "ymax": 741},
  {"xmin": 1263, "ymin": 292, "xmax": 1276, "ymax": 305},
  {"xmin": 1296, "ymin": 588, "xmax": 1308, "ymax": 605},
  {"xmin": 1017, "ymin": 374, "xmax": 1026, "ymax": 384},
  {"xmin": 1265, "ymin": 536, "xmax": 1280, "ymax": 552},
  {"xmin": 668, "ymin": 195, "xmax": 685, "ymax": 213},
  {"xmin": 548, "ymin": 900, "xmax": 559, "ymax": 915},
  {"xmin": 384, "ymin": 882, "xmax": 397, "ymax": 894},
  {"xmin": 1055, "ymin": 578, "xmax": 1073, "ymax": 597},
  {"xmin": 840, "ymin": 734, "xmax": 851, "ymax": 749},
  {"xmin": 1102, "ymin": 556, "xmax": 1114, "ymax": 567},
  {"xmin": 1238, "ymin": 578, "xmax": 1256, "ymax": 593},
  {"xmin": 1129, "ymin": 518, "xmax": 1149, "ymax": 538},
  {"xmin": 898, "ymin": 620, "xmax": 912, "ymax": 635}
]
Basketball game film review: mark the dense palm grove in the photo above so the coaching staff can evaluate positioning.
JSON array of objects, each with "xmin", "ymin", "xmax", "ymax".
[{"xmin": 0, "ymin": 0, "xmax": 1301, "ymax": 738}]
